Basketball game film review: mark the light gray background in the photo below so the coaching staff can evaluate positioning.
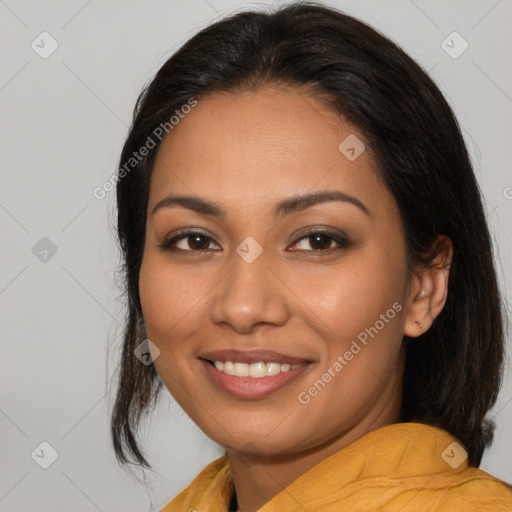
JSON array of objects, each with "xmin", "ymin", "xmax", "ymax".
[{"xmin": 1, "ymin": 0, "xmax": 511, "ymax": 511}]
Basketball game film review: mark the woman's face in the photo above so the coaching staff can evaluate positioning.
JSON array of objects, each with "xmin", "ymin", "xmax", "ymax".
[{"xmin": 139, "ymin": 86, "xmax": 415, "ymax": 456}]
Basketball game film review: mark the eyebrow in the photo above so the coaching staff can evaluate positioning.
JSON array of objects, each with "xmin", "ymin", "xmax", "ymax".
[{"xmin": 151, "ymin": 190, "xmax": 371, "ymax": 218}]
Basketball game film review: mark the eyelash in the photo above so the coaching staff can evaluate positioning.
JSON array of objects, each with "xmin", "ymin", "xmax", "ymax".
[{"xmin": 158, "ymin": 229, "xmax": 351, "ymax": 254}]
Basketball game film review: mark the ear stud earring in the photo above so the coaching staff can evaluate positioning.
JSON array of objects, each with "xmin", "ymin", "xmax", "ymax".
[{"xmin": 414, "ymin": 320, "xmax": 423, "ymax": 329}]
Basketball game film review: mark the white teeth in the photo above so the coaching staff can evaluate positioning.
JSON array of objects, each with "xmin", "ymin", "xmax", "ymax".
[
  {"xmin": 224, "ymin": 361, "xmax": 235, "ymax": 375},
  {"xmin": 266, "ymin": 362, "xmax": 281, "ymax": 376},
  {"xmin": 249, "ymin": 362, "xmax": 266, "ymax": 378},
  {"xmin": 212, "ymin": 360, "xmax": 303, "ymax": 378},
  {"xmin": 234, "ymin": 362, "xmax": 249, "ymax": 377}
]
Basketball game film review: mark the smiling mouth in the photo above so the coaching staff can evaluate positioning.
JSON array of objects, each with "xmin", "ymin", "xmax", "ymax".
[
  {"xmin": 200, "ymin": 358, "xmax": 311, "ymax": 400},
  {"xmin": 205, "ymin": 360, "xmax": 303, "ymax": 378},
  {"xmin": 198, "ymin": 349, "xmax": 313, "ymax": 399}
]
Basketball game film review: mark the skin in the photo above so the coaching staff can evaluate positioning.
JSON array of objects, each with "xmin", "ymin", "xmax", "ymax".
[{"xmin": 138, "ymin": 85, "xmax": 452, "ymax": 512}]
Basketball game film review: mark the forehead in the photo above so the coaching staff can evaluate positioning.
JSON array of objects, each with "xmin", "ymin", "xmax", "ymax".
[{"xmin": 149, "ymin": 86, "xmax": 396, "ymax": 220}]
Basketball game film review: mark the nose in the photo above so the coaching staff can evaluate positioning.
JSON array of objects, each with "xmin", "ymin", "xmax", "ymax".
[{"xmin": 210, "ymin": 248, "xmax": 291, "ymax": 334}]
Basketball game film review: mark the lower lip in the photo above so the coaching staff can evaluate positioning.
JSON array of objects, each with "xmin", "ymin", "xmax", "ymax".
[{"xmin": 201, "ymin": 360, "xmax": 310, "ymax": 400}]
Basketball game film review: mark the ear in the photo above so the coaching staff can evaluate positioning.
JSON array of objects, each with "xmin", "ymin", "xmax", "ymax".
[{"xmin": 404, "ymin": 235, "xmax": 453, "ymax": 337}]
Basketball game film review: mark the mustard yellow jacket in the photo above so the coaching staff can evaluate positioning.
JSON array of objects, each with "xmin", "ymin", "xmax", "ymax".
[{"xmin": 161, "ymin": 422, "xmax": 512, "ymax": 511}]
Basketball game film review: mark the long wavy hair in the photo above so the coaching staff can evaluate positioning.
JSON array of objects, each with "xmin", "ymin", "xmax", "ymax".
[{"xmin": 111, "ymin": 1, "xmax": 505, "ymax": 469}]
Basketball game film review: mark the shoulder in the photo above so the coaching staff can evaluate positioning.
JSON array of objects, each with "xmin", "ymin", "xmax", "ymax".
[
  {"xmin": 399, "ymin": 466, "xmax": 512, "ymax": 512},
  {"xmin": 441, "ymin": 467, "xmax": 512, "ymax": 511}
]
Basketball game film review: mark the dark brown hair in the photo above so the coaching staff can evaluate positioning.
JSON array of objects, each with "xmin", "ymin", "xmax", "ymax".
[{"xmin": 111, "ymin": 1, "xmax": 505, "ymax": 469}]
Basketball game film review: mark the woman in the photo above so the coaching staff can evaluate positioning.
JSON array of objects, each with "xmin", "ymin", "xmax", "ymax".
[{"xmin": 111, "ymin": 2, "xmax": 512, "ymax": 510}]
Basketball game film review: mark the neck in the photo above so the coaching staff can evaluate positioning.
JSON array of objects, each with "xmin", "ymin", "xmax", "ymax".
[{"xmin": 228, "ymin": 391, "xmax": 403, "ymax": 512}]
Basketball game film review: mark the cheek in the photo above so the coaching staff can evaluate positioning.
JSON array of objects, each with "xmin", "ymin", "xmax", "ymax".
[
  {"xmin": 139, "ymin": 255, "xmax": 206, "ymax": 400},
  {"xmin": 289, "ymin": 250, "xmax": 406, "ymax": 343},
  {"xmin": 138, "ymin": 252, "xmax": 210, "ymax": 338},
  {"xmin": 289, "ymin": 246, "xmax": 407, "ymax": 413},
  {"xmin": 289, "ymin": 270, "xmax": 405, "ymax": 445},
  {"xmin": 139, "ymin": 258, "xmax": 174, "ymax": 336},
  {"xmin": 139, "ymin": 259, "xmax": 194, "ymax": 362}
]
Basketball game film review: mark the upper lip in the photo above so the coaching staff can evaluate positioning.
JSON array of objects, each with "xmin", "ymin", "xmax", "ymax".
[{"xmin": 198, "ymin": 349, "xmax": 310, "ymax": 365}]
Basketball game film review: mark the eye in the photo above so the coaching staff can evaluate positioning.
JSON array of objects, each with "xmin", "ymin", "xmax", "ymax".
[
  {"xmin": 288, "ymin": 230, "xmax": 350, "ymax": 252},
  {"xmin": 159, "ymin": 230, "xmax": 221, "ymax": 252}
]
